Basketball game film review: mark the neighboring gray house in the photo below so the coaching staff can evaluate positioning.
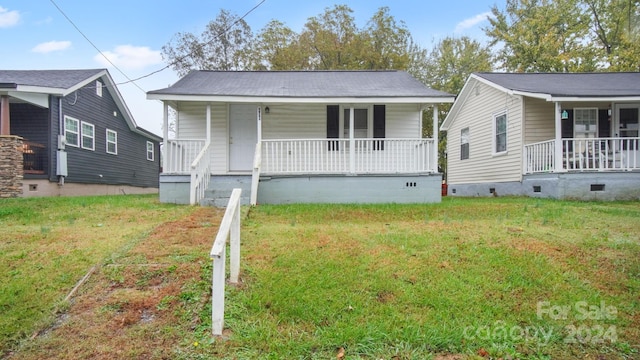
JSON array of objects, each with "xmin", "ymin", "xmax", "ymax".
[
  {"xmin": 0, "ymin": 69, "xmax": 161, "ymax": 197},
  {"xmin": 147, "ymin": 70, "xmax": 454, "ymax": 205},
  {"xmin": 441, "ymin": 72, "xmax": 640, "ymax": 200}
]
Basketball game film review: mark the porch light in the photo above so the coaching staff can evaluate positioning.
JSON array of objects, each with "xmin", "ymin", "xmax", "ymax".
[
  {"xmin": 264, "ymin": 106, "xmax": 270, "ymax": 114},
  {"xmin": 561, "ymin": 110, "xmax": 568, "ymax": 120}
]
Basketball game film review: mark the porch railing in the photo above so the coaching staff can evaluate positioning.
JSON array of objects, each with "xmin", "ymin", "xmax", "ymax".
[
  {"xmin": 164, "ymin": 139, "xmax": 205, "ymax": 174},
  {"xmin": 524, "ymin": 137, "xmax": 640, "ymax": 173},
  {"xmin": 261, "ymin": 138, "xmax": 435, "ymax": 174},
  {"xmin": 190, "ymin": 142, "xmax": 211, "ymax": 205}
]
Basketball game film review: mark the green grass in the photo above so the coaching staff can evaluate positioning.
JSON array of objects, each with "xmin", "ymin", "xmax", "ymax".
[
  {"xmin": 2, "ymin": 196, "xmax": 639, "ymax": 359},
  {"xmin": 187, "ymin": 198, "xmax": 640, "ymax": 359},
  {"xmin": 0, "ymin": 195, "xmax": 193, "ymax": 353}
]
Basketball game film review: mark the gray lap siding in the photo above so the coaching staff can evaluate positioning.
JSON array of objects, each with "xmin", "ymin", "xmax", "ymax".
[{"xmin": 49, "ymin": 81, "xmax": 159, "ymax": 188}]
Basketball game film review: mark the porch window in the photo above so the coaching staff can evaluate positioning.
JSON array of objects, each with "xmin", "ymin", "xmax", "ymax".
[
  {"xmin": 106, "ymin": 129, "xmax": 117, "ymax": 155},
  {"xmin": 343, "ymin": 108, "xmax": 369, "ymax": 138},
  {"xmin": 146, "ymin": 141, "xmax": 155, "ymax": 161},
  {"xmin": 64, "ymin": 116, "xmax": 79, "ymax": 147},
  {"xmin": 574, "ymin": 108, "xmax": 597, "ymax": 138},
  {"xmin": 493, "ymin": 112, "xmax": 507, "ymax": 154},
  {"xmin": 81, "ymin": 122, "xmax": 95, "ymax": 151},
  {"xmin": 460, "ymin": 127, "xmax": 469, "ymax": 160}
]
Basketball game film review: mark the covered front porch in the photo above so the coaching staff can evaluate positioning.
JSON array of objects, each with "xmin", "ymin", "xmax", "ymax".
[
  {"xmin": 160, "ymin": 104, "xmax": 441, "ymax": 205},
  {"xmin": 523, "ymin": 101, "xmax": 640, "ymax": 174}
]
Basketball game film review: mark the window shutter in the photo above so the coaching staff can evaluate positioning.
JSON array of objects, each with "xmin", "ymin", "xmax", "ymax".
[
  {"xmin": 327, "ymin": 105, "xmax": 339, "ymax": 151},
  {"xmin": 373, "ymin": 105, "xmax": 385, "ymax": 150}
]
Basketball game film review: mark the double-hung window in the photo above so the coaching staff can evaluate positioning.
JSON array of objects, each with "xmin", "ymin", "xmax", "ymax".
[
  {"xmin": 81, "ymin": 122, "xmax": 95, "ymax": 150},
  {"xmin": 460, "ymin": 127, "xmax": 470, "ymax": 160},
  {"xmin": 146, "ymin": 141, "xmax": 155, "ymax": 161},
  {"xmin": 573, "ymin": 108, "xmax": 597, "ymax": 138},
  {"xmin": 64, "ymin": 116, "xmax": 80, "ymax": 147},
  {"xmin": 343, "ymin": 108, "xmax": 369, "ymax": 139},
  {"xmin": 493, "ymin": 112, "xmax": 507, "ymax": 154},
  {"xmin": 106, "ymin": 129, "xmax": 118, "ymax": 155}
]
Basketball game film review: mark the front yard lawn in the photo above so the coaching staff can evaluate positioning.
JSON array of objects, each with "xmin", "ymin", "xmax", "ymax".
[{"xmin": 3, "ymin": 196, "xmax": 639, "ymax": 359}]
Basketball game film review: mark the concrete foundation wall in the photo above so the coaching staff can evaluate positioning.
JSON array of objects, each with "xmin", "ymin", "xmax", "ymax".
[
  {"xmin": 21, "ymin": 179, "xmax": 158, "ymax": 198},
  {"xmin": 159, "ymin": 175, "xmax": 191, "ymax": 204},
  {"xmin": 258, "ymin": 174, "xmax": 442, "ymax": 204},
  {"xmin": 448, "ymin": 172, "xmax": 640, "ymax": 201}
]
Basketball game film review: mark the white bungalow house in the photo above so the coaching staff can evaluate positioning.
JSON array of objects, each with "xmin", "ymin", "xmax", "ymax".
[
  {"xmin": 441, "ymin": 72, "xmax": 640, "ymax": 200},
  {"xmin": 147, "ymin": 70, "xmax": 454, "ymax": 205}
]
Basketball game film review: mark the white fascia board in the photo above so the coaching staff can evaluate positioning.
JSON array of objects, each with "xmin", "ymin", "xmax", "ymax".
[
  {"xmin": 14, "ymin": 85, "xmax": 66, "ymax": 95},
  {"xmin": 61, "ymin": 70, "xmax": 108, "ymax": 96},
  {"xmin": 147, "ymin": 94, "xmax": 455, "ymax": 104},
  {"xmin": 8, "ymin": 91, "xmax": 49, "ymax": 108},
  {"xmin": 549, "ymin": 96, "xmax": 640, "ymax": 102}
]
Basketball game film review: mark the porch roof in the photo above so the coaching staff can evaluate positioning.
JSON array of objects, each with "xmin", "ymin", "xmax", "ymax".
[
  {"xmin": 474, "ymin": 72, "xmax": 640, "ymax": 99},
  {"xmin": 147, "ymin": 70, "xmax": 454, "ymax": 103}
]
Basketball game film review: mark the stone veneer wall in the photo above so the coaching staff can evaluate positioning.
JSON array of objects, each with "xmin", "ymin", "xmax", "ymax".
[{"xmin": 0, "ymin": 136, "xmax": 24, "ymax": 198}]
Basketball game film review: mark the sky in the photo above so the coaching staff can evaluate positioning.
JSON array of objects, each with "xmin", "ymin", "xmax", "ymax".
[{"xmin": 0, "ymin": 0, "xmax": 500, "ymax": 136}]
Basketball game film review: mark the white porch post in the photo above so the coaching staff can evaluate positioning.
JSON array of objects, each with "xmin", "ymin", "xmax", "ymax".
[
  {"xmin": 257, "ymin": 106, "xmax": 262, "ymax": 142},
  {"xmin": 349, "ymin": 106, "xmax": 355, "ymax": 174},
  {"xmin": 162, "ymin": 102, "xmax": 169, "ymax": 172},
  {"xmin": 432, "ymin": 104, "xmax": 439, "ymax": 173},
  {"xmin": 206, "ymin": 104, "xmax": 211, "ymax": 144},
  {"xmin": 554, "ymin": 102, "xmax": 564, "ymax": 172}
]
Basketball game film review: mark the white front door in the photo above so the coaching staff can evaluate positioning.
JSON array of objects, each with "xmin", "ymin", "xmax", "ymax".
[{"xmin": 229, "ymin": 104, "xmax": 258, "ymax": 171}]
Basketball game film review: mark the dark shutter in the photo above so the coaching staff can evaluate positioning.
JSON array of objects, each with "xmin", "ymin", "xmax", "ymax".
[
  {"xmin": 561, "ymin": 109, "xmax": 574, "ymax": 152},
  {"xmin": 327, "ymin": 105, "xmax": 339, "ymax": 151},
  {"xmin": 373, "ymin": 105, "xmax": 385, "ymax": 150}
]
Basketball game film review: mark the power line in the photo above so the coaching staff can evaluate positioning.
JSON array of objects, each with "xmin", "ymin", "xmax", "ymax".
[
  {"xmin": 49, "ymin": 0, "xmax": 147, "ymax": 94},
  {"xmin": 115, "ymin": 0, "xmax": 267, "ymax": 86},
  {"xmin": 49, "ymin": 0, "xmax": 267, "ymax": 91}
]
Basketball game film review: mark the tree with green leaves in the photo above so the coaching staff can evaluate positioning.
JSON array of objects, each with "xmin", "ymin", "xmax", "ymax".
[
  {"xmin": 420, "ymin": 36, "xmax": 493, "ymax": 174},
  {"xmin": 485, "ymin": 0, "xmax": 640, "ymax": 72},
  {"xmin": 162, "ymin": 9, "xmax": 253, "ymax": 76}
]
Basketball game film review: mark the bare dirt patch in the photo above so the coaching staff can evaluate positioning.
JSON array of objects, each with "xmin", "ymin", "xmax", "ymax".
[{"xmin": 11, "ymin": 207, "xmax": 223, "ymax": 360}]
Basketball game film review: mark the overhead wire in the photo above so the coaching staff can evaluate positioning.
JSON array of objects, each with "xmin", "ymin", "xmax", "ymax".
[{"xmin": 50, "ymin": 0, "xmax": 267, "ymax": 91}]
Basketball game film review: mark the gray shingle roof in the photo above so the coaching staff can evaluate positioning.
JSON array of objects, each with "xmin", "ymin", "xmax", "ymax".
[
  {"xmin": 148, "ymin": 70, "xmax": 453, "ymax": 98},
  {"xmin": 475, "ymin": 72, "xmax": 640, "ymax": 97},
  {"xmin": 0, "ymin": 69, "xmax": 105, "ymax": 90}
]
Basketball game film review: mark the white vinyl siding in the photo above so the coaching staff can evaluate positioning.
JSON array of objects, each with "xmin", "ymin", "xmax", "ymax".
[
  {"xmin": 446, "ymin": 80, "xmax": 523, "ymax": 184},
  {"xmin": 176, "ymin": 102, "xmax": 228, "ymax": 173},
  {"xmin": 64, "ymin": 116, "xmax": 79, "ymax": 147},
  {"xmin": 81, "ymin": 122, "xmax": 95, "ymax": 151},
  {"xmin": 523, "ymin": 97, "xmax": 555, "ymax": 144},
  {"xmin": 106, "ymin": 129, "xmax": 117, "ymax": 155},
  {"xmin": 174, "ymin": 102, "xmax": 425, "ymax": 175}
]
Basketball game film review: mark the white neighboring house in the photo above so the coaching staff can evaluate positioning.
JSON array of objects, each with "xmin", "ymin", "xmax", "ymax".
[
  {"xmin": 441, "ymin": 72, "xmax": 640, "ymax": 200},
  {"xmin": 147, "ymin": 70, "xmax": 454, "ymax": 205}
]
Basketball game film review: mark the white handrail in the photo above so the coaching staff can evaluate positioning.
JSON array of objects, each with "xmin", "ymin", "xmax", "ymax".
[
  {"xmin": 189, "ymin": 141, "xmax": 211, "ymax": 205},
  {"xmin": 210, "ymin": 188, "xmax": 242, "ymax": 336},
  {"xmin": 250, "ymin": 141, "xmax": 261, "ymax": 206}
]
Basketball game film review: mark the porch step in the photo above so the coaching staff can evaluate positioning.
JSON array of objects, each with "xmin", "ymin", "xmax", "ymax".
[{"xmin": 200, "ymin": 175, "xmax": 252, "ymax": 207}]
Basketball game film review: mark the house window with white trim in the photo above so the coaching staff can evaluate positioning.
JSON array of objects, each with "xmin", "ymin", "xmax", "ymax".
[
  {"xmin": 64, "ymin": 116, "xmax": 79, "ymax": 147},
  {"xmin": 96, "ymin": 80, "xmax": 103, "ymax": 97},
  {"xmin": 146, "ymin": 141, "xmax": 154, "ymax": 161},
  {"xmin": 493, "ymin": 112, "xmax": 507, "ymax": 154},
  {"xmin": 81, "ymin": 122, "xmax": 95, "ymax": 150},
  {"xmin": 460, "ymin": 127, "xmax": 469, "ymax": 160},
  {"xmin": 106, "ymin": 129, "xmax": 118, "ymax": 155},
  {"xmin": 574, "ymin": 108, "xmax": 598, "ymax": 138}
]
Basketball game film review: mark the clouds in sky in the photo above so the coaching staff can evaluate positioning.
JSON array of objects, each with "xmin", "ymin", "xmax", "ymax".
[
  {"xmin": 94, "ymin": 45, "xmax": 163, "ymax": 70},
  {"xmin": 454, "ymin": 11, "xmax": 491, "ymax": 33},
  {"xmin": 0, "ymin": 6, "xmax": 20, "ymax": 28},
  {"xmin": 32, "ymin": 40, "xmax": 72, "ymax": 53}
]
